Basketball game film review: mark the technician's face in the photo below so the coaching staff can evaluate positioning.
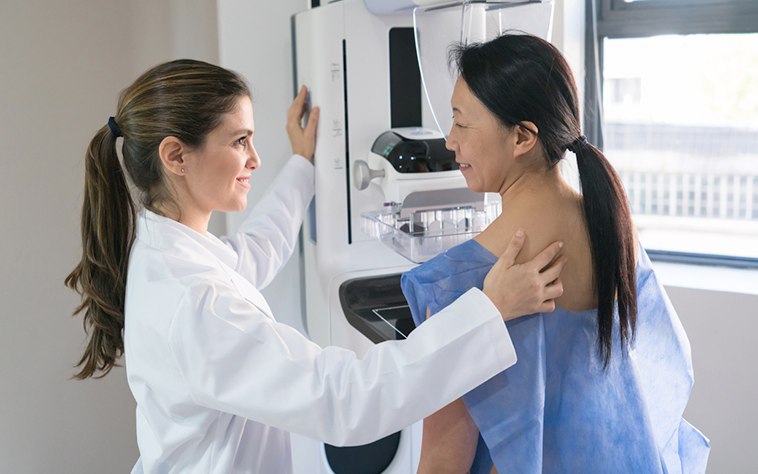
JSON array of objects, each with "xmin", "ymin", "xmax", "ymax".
[
  {"xmin": 183, "ymin": 96, "xmax": 261, "ymax": 214},
  {"xmin": 446, "ymin": 77, "xmax": 515, "ymax": 194}
]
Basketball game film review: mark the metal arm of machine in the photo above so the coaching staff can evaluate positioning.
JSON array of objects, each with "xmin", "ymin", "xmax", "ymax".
[{"xmin": 353, "ymin": 160, "xmax": 386, "ymax": 191}]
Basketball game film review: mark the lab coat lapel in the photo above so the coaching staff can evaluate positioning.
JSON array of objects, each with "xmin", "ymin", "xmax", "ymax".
[
  {"xmin": 217, "ymin": 259, "xmax": 275, "ymax": 321},
  {"xmin": 139, "ymin": 211, "xmax": 276, "ymax": 321}
]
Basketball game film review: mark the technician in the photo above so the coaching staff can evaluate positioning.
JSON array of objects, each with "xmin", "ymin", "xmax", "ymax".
[{"xmin": 65, "ymin": 59, "xmax": 565, "ymax": 474}]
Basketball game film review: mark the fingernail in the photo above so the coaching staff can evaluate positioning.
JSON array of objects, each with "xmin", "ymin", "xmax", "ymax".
[
  {"xmin": 516, "ymin": 229, "xmax": 524, "ymax": 237},
  {"xmin": 558, "ymin": 242, "xmax": 563, "ymax": 248}
]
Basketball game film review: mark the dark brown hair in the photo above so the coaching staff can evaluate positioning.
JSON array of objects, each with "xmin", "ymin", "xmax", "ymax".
[
  {"xmin": 65, "ymin": 59, "xmax": 250, "ymax": 379},
  {"xmin": 452, "ymin": 34, "xmax": 637, "ymax": 368}
]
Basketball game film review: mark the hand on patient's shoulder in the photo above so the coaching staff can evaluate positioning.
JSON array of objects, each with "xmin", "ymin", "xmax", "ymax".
[{"xmin": 482, "ymin": 229, "xmax": 566, "ymax": 322}]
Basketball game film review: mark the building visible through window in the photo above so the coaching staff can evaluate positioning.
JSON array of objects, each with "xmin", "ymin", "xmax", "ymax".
[{"xmin": 602, "ymin": 33, "xmax": 758, "ymax": 258}]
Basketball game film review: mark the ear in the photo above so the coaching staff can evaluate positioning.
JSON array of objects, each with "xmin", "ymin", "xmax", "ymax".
[
  {"xmin": 158, "ymin": 136, "xmax": 189, "ymax": 177},
  {"xmin": 512, "ymin": 121, "xmax": 539, "ymax": 159}
]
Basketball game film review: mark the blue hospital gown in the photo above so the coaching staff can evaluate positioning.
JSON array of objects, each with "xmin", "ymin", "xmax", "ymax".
[{"xmin": 401, "ymin": 239, "xmax": 710, "ymax": 474}]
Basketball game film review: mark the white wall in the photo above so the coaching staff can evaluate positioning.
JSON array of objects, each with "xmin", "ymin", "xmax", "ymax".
[
  {"xmin": 668, "ymin": 286, "xmax": 758, "ymax": 473},
  {"xmin": 0, "ymin": 1, "xmax": 219, "ymax": 472},
  {"xmin": 218, "ymin": 0, "xmax": 311, "ymax": 334}
]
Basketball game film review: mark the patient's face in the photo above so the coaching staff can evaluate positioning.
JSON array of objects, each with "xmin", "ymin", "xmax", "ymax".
[{"xmin": 446, "ymin": 77, "xmax": 516, "ymax": 194}]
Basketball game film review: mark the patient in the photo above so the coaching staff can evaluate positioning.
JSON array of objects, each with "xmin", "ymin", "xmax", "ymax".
[{"xmin": 401, "ymin": 34, "xmax": 710, "ymax": 474}]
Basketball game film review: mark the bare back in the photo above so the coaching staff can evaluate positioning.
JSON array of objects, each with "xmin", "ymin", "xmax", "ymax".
[{"xmin": 475, "ymin": 180, "xmax": 601, "ymax": 312}]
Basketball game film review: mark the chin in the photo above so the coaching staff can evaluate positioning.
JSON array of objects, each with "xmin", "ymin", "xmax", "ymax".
[
  {"xmin": 223, "ymin": 200, "xmax": 247, "ymax": 213},
  {"xmin": 464, "ymin": 179, "xmax": 485, "ymax": 194}
]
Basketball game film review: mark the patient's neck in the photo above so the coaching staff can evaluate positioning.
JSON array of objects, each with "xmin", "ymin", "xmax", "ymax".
[{"xmin": 499, "ymin": 163, "xmax": 569, "ymax": 209}]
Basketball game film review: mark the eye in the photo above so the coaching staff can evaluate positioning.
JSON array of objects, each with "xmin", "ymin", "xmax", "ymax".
[{"xmin": 235, "ymin": 136, "xmax": 247, "ymax": 147}]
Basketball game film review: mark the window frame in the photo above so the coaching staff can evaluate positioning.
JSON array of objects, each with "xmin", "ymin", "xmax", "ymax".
[
  {"xmin": 599, "ymin": 0, "xmax": 758, "ymax": 38},
  {"xmin": 585, "ymin": 0, "xmax": 758, "ymax": 267}
]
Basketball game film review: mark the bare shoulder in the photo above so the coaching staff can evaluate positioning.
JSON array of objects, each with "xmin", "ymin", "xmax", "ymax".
[
  {"xmin": 632, "ymin": 222, "xmax": 641, "ymax": 264},
  {"xmin": 475, "ymin": 188, "xmax": 584, "ymax": 265},
  {"xmin": 475, "ymin": 186, "xmax": 596, "ymax": 311},
  {"xmin": 475, "ymin": 205, "xmax": 561, "ymax": 265}
]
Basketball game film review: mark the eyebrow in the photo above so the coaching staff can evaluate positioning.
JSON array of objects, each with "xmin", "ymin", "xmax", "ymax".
[{"xmin": 229, "ymin": 129, "xmax": 253, "ymax": 137}]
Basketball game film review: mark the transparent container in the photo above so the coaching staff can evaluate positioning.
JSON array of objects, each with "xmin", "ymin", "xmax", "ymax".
[{"xmin": 361, "ymin": 202, "xmax": 502, "ymax": 263}]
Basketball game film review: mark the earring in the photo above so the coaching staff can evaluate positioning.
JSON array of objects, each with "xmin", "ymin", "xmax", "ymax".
[{"xmin": 181, "ymin": 168, "xmax": 185, "ymax": 173}]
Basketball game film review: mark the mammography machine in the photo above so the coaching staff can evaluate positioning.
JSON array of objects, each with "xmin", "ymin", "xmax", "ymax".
[{"xmin": 292, "ymin": 1, "xmax": 554, "ymax": 472}]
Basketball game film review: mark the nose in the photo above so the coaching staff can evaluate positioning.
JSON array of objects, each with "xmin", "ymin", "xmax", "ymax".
[
  {"xmin": 445, "ymin": 126, "xmax": 458, "ymax": 152},
  {"xmin": 248, "ymin": 144, "xmax": 261, "ymax": 170}
]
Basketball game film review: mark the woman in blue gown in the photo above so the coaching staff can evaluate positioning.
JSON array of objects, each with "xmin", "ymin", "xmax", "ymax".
[{"xmin": 402, "ymin": 34, "xmax": 710, "ymax": 474}]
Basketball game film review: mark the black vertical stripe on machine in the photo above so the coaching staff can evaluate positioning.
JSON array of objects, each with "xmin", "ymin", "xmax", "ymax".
[
  {"xmin": 389, "ymin": 27, "xmax": 422, "ymax": 128},
  {"xmin": 343, "ymin": 39, "xmax": 352, "ymax": 245},
  {"xmin": 311, "ymin": 0, "xmax": 319, "ymax": 8}
]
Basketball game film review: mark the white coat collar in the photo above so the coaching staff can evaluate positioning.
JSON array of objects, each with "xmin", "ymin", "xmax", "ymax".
[
  {"xmin": 136, "ymin": 209, "xmax": 238, "ymax": 270},
  {"xmin": 135, "ymin": 210, "xmax": 275, "ymax": 319}
]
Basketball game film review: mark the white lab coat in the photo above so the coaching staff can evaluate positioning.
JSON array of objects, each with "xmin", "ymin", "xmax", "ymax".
[{"xmin": 124, "ymin": 155, "xmax": 517, "ymax": 474}]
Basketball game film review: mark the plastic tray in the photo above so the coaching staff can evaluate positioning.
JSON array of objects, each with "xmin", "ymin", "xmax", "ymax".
[{"xmin": 360, "ymin": 203, "xmax": 501, "ymax": 263}]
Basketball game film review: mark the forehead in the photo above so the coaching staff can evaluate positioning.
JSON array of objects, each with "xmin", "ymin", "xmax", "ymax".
[
  {"xmin": 451, "ymin": 77, "xmax": 491, "ymax": 119},
  {"xmin": 452, "ymin": 77, "xmax": 480, "ymax": 110},
  {"xmin": 218, "ymin": 96, "xmax": 254, "ymax": 131}
]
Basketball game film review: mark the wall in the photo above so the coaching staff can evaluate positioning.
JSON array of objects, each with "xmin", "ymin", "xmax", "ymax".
[
  {"xmin": 218, "ymin": 0, "xmax": 311, "ymax": 334},
  {"xmin": 668, "ymin": 286, "xmax": 758, "ymax": 473},
  {"xmin": 0, "ymin": 1, "xmax": 219, "ymax": 472}
]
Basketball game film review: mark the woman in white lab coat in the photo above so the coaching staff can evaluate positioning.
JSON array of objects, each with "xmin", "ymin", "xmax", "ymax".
[{"xmin": 65, "ymin": 59, "xmax": 565, "ymax": 474}]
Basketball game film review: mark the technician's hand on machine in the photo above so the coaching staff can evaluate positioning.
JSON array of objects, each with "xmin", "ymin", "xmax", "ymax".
[
  {"xmin": 483, "ymin": 229, "xmax": 566, "ymax": 321},
  {"xmin": 287, "ymin": 85, "xmax": 320, "ymax": 161}
]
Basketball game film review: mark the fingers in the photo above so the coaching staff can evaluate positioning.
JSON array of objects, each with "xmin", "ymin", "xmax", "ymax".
[
  {"xmin": 536, "ymin": 276, "xmax": 564, "ymax": 313},
  {"xmin": 540, "ymin": 255, "xmax": 567, "ymax": 284},
  {"xmin": 529, "ymin": 241, "xmax": 563, "ymax": 272},
  {"xmin": 543, "ymin": 277, "xmax": 564, "ymax": 301},
  {"xmin": 498, "ymin": 229, "xmax": 526, "ymax": 269},
  {"xmin": 305, "ymin": 106, "xmax": 319, "ymax": 138},
  {"xmin": 288, "ymin": 86, "xmax": 308, "ymax": 123},
  {"xmin": 537, "ymin": 300, "xmax": 556, "ymax": 313}
]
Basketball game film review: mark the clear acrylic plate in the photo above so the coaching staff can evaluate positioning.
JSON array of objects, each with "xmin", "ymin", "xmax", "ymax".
[{"xmin": 361, "ymin": 203, "xmax": 501, "ymax": 263}]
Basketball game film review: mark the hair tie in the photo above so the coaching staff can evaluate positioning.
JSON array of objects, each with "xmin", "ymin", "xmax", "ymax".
[
  {"xmin": 108, "ymin": 117, "xmax": 122, "ymax": 137},
  {"xmin": 567, "ymin": 135, "xmax": 588, "ymax": 154}
]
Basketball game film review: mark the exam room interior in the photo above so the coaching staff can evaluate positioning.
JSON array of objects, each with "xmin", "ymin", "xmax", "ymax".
[{"xmin": 0, "ymin": 0, "xmax": 755, "ymax": 472}]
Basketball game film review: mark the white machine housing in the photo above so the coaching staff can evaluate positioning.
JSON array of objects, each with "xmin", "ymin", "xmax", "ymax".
[{"xmin": 292, "ymin": 1, "xmax": 554, "ymax": 473}]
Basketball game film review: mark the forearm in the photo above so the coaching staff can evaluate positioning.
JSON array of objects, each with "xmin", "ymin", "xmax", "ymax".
[
  {"xmin": 417, "ymin": 398, "xmax": 479, "ymax": 474},
  {"xmin": 223, "ymin": 154, "xmax": 314, "ymax": 287}
]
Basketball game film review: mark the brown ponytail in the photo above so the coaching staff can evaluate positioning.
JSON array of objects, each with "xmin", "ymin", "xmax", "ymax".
[
  {"xmin": 65, "ymin": 125, "xmax": 135, "ymax": 379},
  {"xmin": 453, "ymin": 34, "xmax": 637, "ymax": 368},
  {"xmin": 66, "ymin": 60, "xmax": 251, "ymax": 378}
]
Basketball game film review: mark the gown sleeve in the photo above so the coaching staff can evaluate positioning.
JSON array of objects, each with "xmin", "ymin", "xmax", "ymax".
[
  {"xmin": 167, "ymin": 277, "xmax": 517, "ymax": 447},
  {"xmin": 221, "ymin": 154, "xmax": 314, "ymax": 290}
]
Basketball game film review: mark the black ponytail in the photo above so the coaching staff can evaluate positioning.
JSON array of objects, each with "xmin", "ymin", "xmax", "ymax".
[
  {"xmin": 453, "ymin": 34, "xmax": 637, "ymax": 368},
  {"xmin": 574, "ymin": 143, "xmax": 636, "ymax": 366}
]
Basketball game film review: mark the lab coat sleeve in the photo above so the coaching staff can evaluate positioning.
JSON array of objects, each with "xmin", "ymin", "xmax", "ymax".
[
  {"xmin": 222, "ymin": 154, "xmax": 314, "ymax": 289},
  {"xmin": 167, "ymin": 279, "xmax": 517, "ymax": 446}
]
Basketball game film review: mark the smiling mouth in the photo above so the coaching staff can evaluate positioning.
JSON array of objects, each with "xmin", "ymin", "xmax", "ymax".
[
  {"xmin": 236, "ymin": 177, "xmax": 250, "ymax": 183},
  {"xmin": 458, "ymin": 163, "xmax": 471, "ymax": 169}
]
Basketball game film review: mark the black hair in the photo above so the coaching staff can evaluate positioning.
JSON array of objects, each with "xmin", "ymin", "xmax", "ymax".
[{"xmin": 452, "ymin": 34, "xmax": 637, "ymax": 368}]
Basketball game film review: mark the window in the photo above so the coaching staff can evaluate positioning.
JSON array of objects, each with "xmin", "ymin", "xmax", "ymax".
[{"xmin": 587, "ymin": 0, "xmax": 758, "ymax": 264}]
